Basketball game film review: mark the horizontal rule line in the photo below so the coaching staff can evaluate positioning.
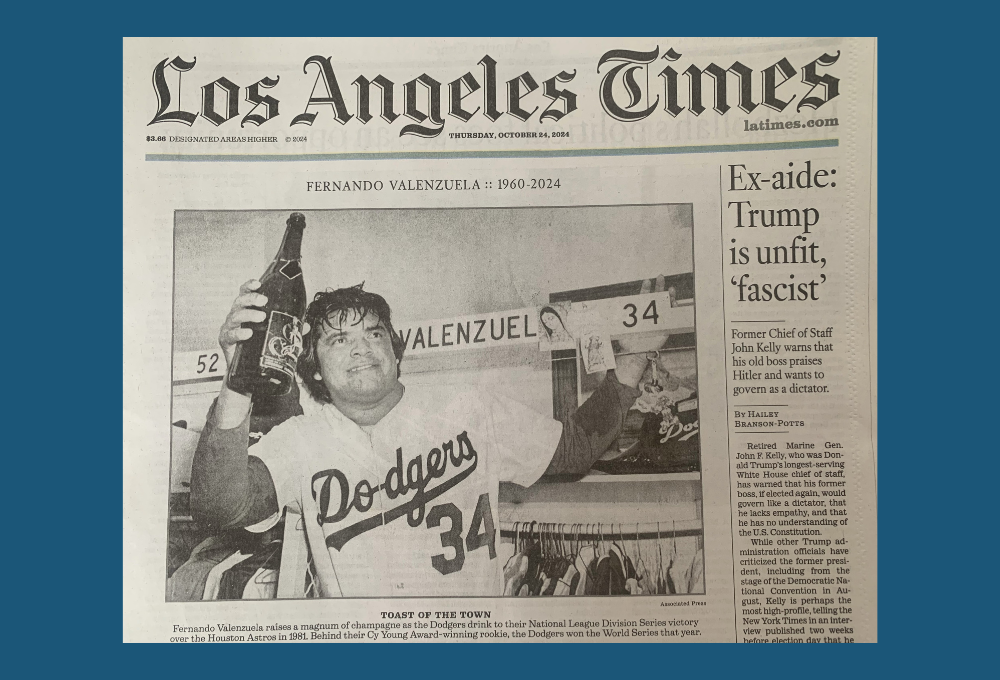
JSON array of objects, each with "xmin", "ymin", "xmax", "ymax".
[
  {"xmin": 172, "ymin": 376, "xmax": 224, "ymax": 386},
  {"xmin": 145, "ymin": 138, "xmax": 838, "ymax": 162}
]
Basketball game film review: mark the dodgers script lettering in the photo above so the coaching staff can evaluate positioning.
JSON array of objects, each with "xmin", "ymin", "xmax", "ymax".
[{"xmin": 310, "ymin": 431, "xmax": 479, "ymax": 550}]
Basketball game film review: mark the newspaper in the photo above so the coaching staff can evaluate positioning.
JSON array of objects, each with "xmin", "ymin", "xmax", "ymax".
[{"xmin": 123, "ymin": 37, "xmax": 877, "ymax": 643}]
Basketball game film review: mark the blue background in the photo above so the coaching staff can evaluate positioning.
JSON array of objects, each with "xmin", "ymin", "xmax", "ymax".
[{"xmin": 7, "ymin": 3, "xmax": 990, "ymax": 675}]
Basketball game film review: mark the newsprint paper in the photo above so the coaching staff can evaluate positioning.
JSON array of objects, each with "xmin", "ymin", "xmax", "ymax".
[{"xmin": 123, "ymin": 37, "xmax": 877, "ymax": 643}]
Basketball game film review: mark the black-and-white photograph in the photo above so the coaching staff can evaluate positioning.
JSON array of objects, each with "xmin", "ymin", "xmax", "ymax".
[{"xmin": 167, "ymin": 205, "xmax": 704, "ymax": 600}]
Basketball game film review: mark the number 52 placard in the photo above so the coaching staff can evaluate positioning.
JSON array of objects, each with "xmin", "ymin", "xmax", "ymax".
[{"xmin": 172, "ymin": 349, "xmax": 228, "ymax": 384}]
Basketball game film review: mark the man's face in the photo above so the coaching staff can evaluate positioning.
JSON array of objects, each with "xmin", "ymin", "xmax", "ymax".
[{"xmin": 314, "ymin": 309, "xmax": 400, "ymax": 409}]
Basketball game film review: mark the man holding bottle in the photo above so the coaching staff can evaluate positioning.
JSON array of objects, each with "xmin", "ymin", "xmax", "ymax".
[{"xmin": 193, "ymin": 280, "xmax": 652, "ymax": 597}]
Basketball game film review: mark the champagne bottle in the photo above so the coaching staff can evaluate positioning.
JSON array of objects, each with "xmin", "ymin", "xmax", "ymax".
[{"xmin": 227, "ymin": 213, "xmax": 307, "ymax": 397}]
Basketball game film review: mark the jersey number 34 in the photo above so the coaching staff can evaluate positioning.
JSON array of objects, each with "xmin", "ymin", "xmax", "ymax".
[{"xmin": 426, "ymin": 493, "xmax": 497, "ymax": 575}]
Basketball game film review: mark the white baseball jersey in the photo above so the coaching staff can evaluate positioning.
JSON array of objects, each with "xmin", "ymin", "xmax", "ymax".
[{"xmin": 252, "ymin": 384, "xmax": 561, "ymax": 597}]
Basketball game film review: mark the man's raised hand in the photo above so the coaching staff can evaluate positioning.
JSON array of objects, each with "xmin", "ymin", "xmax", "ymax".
[{"xmin": 218, "ymin": 280, "xmax": 268, "ymax": 364}]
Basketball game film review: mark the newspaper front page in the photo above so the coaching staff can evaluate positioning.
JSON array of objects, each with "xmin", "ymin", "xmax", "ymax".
[{"xmin": 123, "ymin": 37, "xmax": 877, "ymax": 643}]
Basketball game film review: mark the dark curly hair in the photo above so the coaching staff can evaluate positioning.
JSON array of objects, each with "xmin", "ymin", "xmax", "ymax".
[
  {"xmin": 297, "ymin": 284, "xmax": 406, "ymax": 404},
  {"xmin": 538, "ymin": 305, "xmax": 567, "ymax": 339}
]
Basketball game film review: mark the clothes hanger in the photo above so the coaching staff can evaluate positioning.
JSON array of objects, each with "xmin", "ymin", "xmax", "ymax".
[
  {"xmin": 621, "ymin": 524, "xmax": 636, "ymax": 579},
  {"xmin": 560, "ymin": 525, "xmax": 574, "ymax": 592},
  {"xmin": 612, "ymin": 524, "xmax": 624, "ymax": 587},
  {"xmin": 613, "ymin": 523, "xmax": 625, "ymax": 563},
  {"xmin": 665, "ymin": 519, "xmax": 677, "ymax": 595},
  {"xmin": 672, "ymin": 520, "xmax": 678, "ymax": 563},
  {"xmin": 634, "ymin": 523, "xmax": 641, "ymax": 567},
  {"xmin": 555, "ymin": 524, "xmax": 567, "ymax": 583},
  {"xmin": 635, "ymin": 522, "xmax": 649, "ymax": 589},
  {"xmin": 657, "ymin": 521, "xmax": 665, "ymax": 595}
]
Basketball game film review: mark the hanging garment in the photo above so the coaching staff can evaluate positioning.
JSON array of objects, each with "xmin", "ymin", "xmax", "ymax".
[
  {"xmin": 167, "ymin": 522, "xmax": 206, "ymax": 578},
  {"xmin": 669, "ymin": 551, "xmax": 690, "ymax": 595},
  {"xmin": 587, "ymin": 556, "xmax": 605, "ymax": 595},
  {"xmin": 554, "ymin": 564, "xmax": 579, "ymax": 596},
  {"xmin": 686, "ymin": 549, "xmax": 705, "ymax": 594},
  {"xmin": 540, "ymin": 563, "xmax": 554, "ymax": 596},
  {"xmin": 503, "ymin": 551, "xmax": 526, "ymax": 596},
  {"xmin": 497, "ymin": 541, "xmax": 516, "ymax": 579},
  {"xmin": 656, "ymin": 537, "xmax": 668, "ymax": 595},
  {"xmin": 593, "ymin": 545, "xmax": 628, "ymax": 595},
  {"xmin": 573, "ymin": 545, "xmax": 596, "ymax": 596},
  {"xmin": 243, "ymin": 568, "xmax": 279, "ymax": 599},
  {"xmin": 524, "ymin": 543, "xmax": 544, "ymax": 595},
  {"xmin": 621, "ymin": 542, "xmax": 640, "ymax": 595},
  {"xmin": 665, "ymin": 538, "xmax": 679, "ymax": 594},
  {"xmin": 666, "ymin": 565, "xmax": 679, "ymax": 594},
  {"xmin": 498, "ymin": 540, "xmax": 516, "ymax": 561},
  {"xmin": 218, "ymin": 541, "xmax": 282, "ymax": 600},
  {"xmin": 167, "ymin": 536, "xmax": 238, "ymax": 602},
  {"xmin": 620, "ymin": 546, "xmax": 637, "ymax": 581},
  {"xmin": 585, "ymin": 551, "xmax": 605, "ymax": 595},
  {"xmin": 569, "ymin": 568, "xmax": 581, "ymax": 595},
  {"xmin": 541, "ymin": 556, "xmax": 569, "ymax": 596},
  {"xmin": 634, "ymin": 555, "xmax": 653, "ymax": 596},
  {"xmin": 202, "ymin": 551, "xmax": 253, "ymax": 600},
  {"xmin": 610, "ymin": 544, "xmax": 630, "ymax": 594},
  {"xmin": 513, "ymin": 558, "xmax": 530, "ymax": 596}
]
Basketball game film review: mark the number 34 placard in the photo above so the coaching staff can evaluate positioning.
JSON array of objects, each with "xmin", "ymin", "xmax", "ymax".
[{"xmin": 575, "ymin": 291, "xmax": 694, "ymax": 336}]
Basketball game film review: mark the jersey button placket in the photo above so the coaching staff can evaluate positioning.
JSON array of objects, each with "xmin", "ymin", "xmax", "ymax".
[{"xmin": 366, "ymin": 428, "xmax": 393, "ymax": 597}]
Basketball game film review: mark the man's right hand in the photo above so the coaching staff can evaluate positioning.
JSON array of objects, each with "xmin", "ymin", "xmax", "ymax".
[
  {"xmin": 214, "ymin": 279, "xmax": 268, "ymax": 429},
  {"xmin": 218, "ymin": 279, "xmax": 269, "ymax": 364}
]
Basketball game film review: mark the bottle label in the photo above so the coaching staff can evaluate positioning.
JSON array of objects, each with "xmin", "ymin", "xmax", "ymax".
[
  {"xmin": 260, "ymin": 310, "xmax": 303, "ymax": 377},
  {"xmin": 279, "ymin": 260, "xmax": 302, "ymax": 280}
]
